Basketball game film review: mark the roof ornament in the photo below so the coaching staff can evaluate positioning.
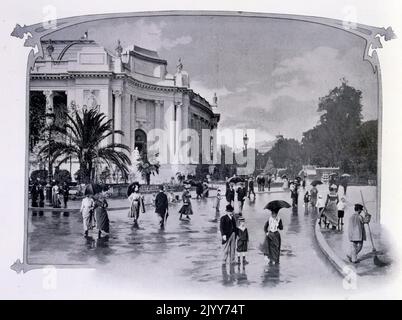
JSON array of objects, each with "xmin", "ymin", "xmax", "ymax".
[
  {"xmin": 115, "ymin": 39, "xmax": 123, "ymax": 57},
  {"xmin": 46, "ymin": 39, "xmax": 54, "ymax": 59},
  {"xmin": 213, "ymin": 92, "xmax": 218, "ymax": 107},
  {"xmin": 81, "ymin": 31, "xmax": 88, "ymax": 39},
  {"xmin": 176, "ymin": 58, "xmax": 183, "ymax": 73}
]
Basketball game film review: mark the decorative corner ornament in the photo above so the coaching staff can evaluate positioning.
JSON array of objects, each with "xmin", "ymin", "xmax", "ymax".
[{"xmin": 10, "ymin": 259, "xmax": 25, "ymax": 274}]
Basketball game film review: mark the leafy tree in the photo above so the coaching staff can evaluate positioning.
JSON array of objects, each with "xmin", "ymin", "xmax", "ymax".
[
  {"xmin": 53, "ymin": 168, "xmax": 71, "ymax": 184},
  {"xmin": 99, "ymin": 167, "xmax": 111, "ymax": 184},
  {"xmin": 29, "ymin": 92, "xmax": 46, "ymax": 151},
  {"xmin": 267, "ymin": 138, "xmax": 305, "ymax": 177},
  {"xmin": 30, "ymin": 169, "xmax": 48, "ymax": 184},
  {"xmin": 137, "ymin": 155, "xmax": 160, "ymax": 185}
]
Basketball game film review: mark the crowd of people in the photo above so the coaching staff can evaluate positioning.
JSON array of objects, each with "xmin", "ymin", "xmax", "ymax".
[
  {"xmin": 31, "ymin": 170, "xmax": 369, "ymax": 267},
  {"xmin": 30, "ymin": 179, "xmax": 70, "ymax": 215}
]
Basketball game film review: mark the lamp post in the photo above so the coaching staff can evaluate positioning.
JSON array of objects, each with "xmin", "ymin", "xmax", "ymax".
[
  {"xmin": 45, "ymin": 106, "xmax": 55, "ymax": 206},
  {"xmin": 243, "ymin": 133, "xmax": 249, "ymax": 154}
]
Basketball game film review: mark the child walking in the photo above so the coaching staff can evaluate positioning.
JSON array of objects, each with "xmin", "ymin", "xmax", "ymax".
[
  {"xmin": 236, "ymin": 217, "xmax": 249, "ymax": 265},
  {"xmin": 317, "ymin": 195, "xmax": 326, "ymax": 227},
  {"xmin": 303, "ymin": 191, "xmax": 310, "ymax": 214},
  {"xmin": 337, "ymin": 197, "xmax": 347, "ymax": 229}
]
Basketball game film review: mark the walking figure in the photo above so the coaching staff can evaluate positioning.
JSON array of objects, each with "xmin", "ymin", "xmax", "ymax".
[
  {"xmin": 248, "ymin": 177, "xmax": 256, "ymax": 199},
  {"xmin": 214, "ymin": 188, "xmax": 223, "ymax": 214},
  {"xmin": 220, "ymin": 204, "xmax": 237, "ymax": 265},
  {"xmin": 337, "ymin": 197, "xmax": 347, "ymax": 230},
  {"xmin": 155, "ymin": 185, "xmax": 169, "ymax": 229},
  {"xmin": 128, "ymin": 184, "xmax": 145, "ymax": 228},
  {"xmin": 236, "ymin": 217, "xmax": 249, "ymax": 265},
  {"xmin": 80, "ymin": 194, "xmax": 94, "ymax": 237},
  {"xmin": 179, "ymin": 185, "xmax": 193, "ymax": 220},
  {"xmin": 347, "ymin": 204, "xmax": 367, "ymax": 263},
  {"xmin": 225, "ymin": 183, "xmax": 235, "ymax": 206},
  {"xmin": 262, "ymin": 208, "xmax": 283, "ymax": 265},
  {"xmin": 236, "ymin": 183, "xmax": 247, "ymax": 215}
]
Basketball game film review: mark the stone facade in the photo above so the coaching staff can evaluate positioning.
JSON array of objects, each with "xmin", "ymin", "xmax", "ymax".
[{"xmin": 29, "ymin": 39, "xmax": 220, "ymax": 183}]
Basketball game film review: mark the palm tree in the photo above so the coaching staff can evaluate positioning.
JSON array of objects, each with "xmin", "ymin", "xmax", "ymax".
[{"xmin": 39, "ymin": 108, "xmax": 131, "ymax": 184}]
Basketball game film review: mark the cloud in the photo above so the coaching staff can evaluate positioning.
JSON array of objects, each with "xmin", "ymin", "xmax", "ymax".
[
  {"xmin": 90, "ymin": 18, "xmax": 192, "ymax": 52},
  {"xmin": 190, "ymin": 79, "xmax": 233, "ymax": 104},
  {"xmin": 217, "ymin": 45, "xmax": 378, "ymax": 143}
]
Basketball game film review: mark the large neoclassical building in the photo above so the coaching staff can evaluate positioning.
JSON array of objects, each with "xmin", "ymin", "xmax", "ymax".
[{"xmin": 29, "ymin": 38, "xmax": 220, "ymax": 182}]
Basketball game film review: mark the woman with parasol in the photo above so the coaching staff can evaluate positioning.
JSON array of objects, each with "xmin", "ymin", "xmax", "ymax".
[
  {"xmin": 179, "ymin": 184, "xmax": 193, "ymax": 220},
  {"xmin": 127, "ymin": 182, "xmax": 145, "ymax": 228},
  {"xmin": 261, "ymin": 200, "xmax": 290, "ymax": 265}
]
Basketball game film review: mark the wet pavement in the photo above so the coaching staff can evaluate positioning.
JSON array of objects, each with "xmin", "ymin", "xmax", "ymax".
[{"xmin": 27, "ymin": 185, "xmax": 389, "ymax": 295}]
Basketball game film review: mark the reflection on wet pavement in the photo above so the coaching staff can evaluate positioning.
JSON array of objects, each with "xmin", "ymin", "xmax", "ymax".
[{"xmin": 28, "ymin": 186, "xmax": 360, "ymax": 289}]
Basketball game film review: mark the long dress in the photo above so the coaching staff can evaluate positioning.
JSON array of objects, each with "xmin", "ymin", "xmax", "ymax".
[
  {"xmin": 179, "ymin": 190, "xmax": 193, "ymax": 215},
  {"xmin": 310, "ymin": 187, "xmax": 318, "ymax": 207},
  {"xmin": 128, "ymin": 192, "xmax": 145, "ymax": 221},
  {"xmin": 80, "ymin": 197, "xmax": 94, "ymax": 232},
  {"xmin": 214, "ymin": 192, "xmax": 222, "ymax": 213},
  {"xmin": 94, "ymin": 197, "xmax": 109, "ymax": 234},
  {"xmin": 261, "ymin": 217, "xmax": 283, "ymax": 263},
  {"xmin": 323, "ymin": 192, "xmax": 339, "ymax": 226}
]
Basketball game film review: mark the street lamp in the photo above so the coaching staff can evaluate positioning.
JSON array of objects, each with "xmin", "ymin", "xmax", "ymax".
[
  {"xmin": 45, "ymin": 110, "xmax": 55, "ymax": 205},
  {"xmin": 243, "ymin": 133, "xmax": 249, "ymax": 152}
]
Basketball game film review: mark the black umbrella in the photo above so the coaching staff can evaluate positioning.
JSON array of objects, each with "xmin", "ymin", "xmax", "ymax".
[
  {"xmin": 183, "ymin": 179, "xmax": 197, "ymax": 186},
  {"xmin": 228, "ymin": 176, "xmax": 245, "ymax": 184},
  {"xmin": 310, "ymin": 180, "xmax": 323, "ymax": 187},
  {"xmin": 264, "ymin": 200, "xmax": 291, "ymax": 212},
  {"xmin": 127, "ymin": 182, "xmax": 140, "ymax": 197},
  {"xmin": 84, "ymin": 183, "xmax": 103, "ymax": 196}
]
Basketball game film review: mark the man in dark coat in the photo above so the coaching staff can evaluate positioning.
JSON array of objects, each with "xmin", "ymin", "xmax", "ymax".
[
  {"xmin": 220, "ymin": 204, "xmax": 237, "ymax": 265},
  {"xmin": 155, "ymin": 185, "xmax": 169, "ymax": 229},
  {"xmin": 225, "ymin": 183, "xmax": 235, "ymax": 206},
  {"xmin": 248, "ymin": 177, "xmax": 256, "ymax": 199},
  {"xmin": 236, "ymin": 183, "xmax": 247, "ymax": 215}
]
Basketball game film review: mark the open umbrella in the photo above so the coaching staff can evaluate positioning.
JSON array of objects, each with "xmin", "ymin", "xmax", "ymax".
[
  {"xmin": 281, "ymin": 174, "xmax": 287, "ymax": 179},
  {"xmin": 264, "ymin": 200, "xmax": 291, "ymax": 212},
  {"xmin": 228, "ymin": 176, "xmax": 245, "ymax": 184},
  {"xmin": 127, "ymin": 181, "xmax": 140, "ymax": 197},
  {"xmin": 84, "ymin": 183, "xmax": 103, "ymax": 196},
  {"xmin": 310, "ymin": 180, "xmax": 323, "ymax": 187},
  {"xmin": 329, "ymin": 173, "xmax": 337, "ymax": 177},
  {"xmin": 341, "ymin": 173, "xmax": 351, "ymax": 178},
  {"xmin": 183, "ymin": 179, "xmax": 196, "ymax": 186}
]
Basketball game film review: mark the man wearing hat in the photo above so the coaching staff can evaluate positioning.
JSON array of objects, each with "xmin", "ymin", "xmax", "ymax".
[
  {"xmin": 155, "ymin": 184, "xmax": 169, "ymax": 229},
  {"xmin": 219, "ymin": 204, "xmax": 237, "ymax": 265},
  {"xmin": 348, "ymin": 204, "xmax": 367, "ymax": 263}
]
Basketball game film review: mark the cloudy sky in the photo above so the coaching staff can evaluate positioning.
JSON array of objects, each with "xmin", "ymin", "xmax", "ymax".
[{"xmin": 44, "ymin": 15, "xmax": 379, "ymax": 145}]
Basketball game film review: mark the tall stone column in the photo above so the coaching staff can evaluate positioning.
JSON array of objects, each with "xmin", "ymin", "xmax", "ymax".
[
  {"xmin": 175, "ymin": 103, "xmax": 182, "ymax": 155},
  {"xmin": 130, "ymin": 95, "xmax": 137, "ymax": 150},
  {"xmin": 155, "ymin": 100, "xmax": 163, "ymax": 129},
  {"xmin": 112, "ymin": 89, "xmax": 122, "ymax": 144}
]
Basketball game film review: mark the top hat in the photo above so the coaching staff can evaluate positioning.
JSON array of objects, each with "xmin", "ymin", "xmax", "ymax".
[
  {"xmin": 354, "ymin": 203, "xmax": 364, "ymax": 211},
  {"xmin": 226, "ymin": 204, "xmax": 234, "ymax": 212}
]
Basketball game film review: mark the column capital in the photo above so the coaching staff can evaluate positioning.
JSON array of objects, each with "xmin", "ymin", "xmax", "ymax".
[
  {"xmin": 43, "ymin": 90, "xmax": 53, "ymax": 97},
  {"xmin": 112, "ymin": 89, "xmax": 123, "ymax": 97}
]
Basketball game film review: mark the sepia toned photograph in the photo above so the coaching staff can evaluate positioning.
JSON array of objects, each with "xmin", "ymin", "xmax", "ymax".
[{"xmin": 3, "ymin": 3, "xmax": 401, "ymax": 300}]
